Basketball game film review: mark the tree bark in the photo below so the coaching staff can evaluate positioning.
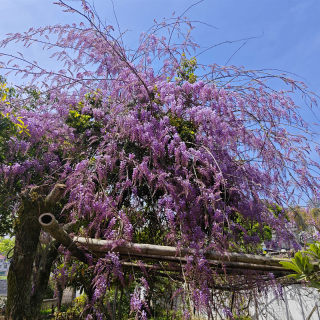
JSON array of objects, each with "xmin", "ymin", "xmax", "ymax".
[
  {"xmin": 29, "ymin": 240, "xmax": 60, "ymax": 319},
  {"xmin": 56, "ymin": 283, "xmax": 63, "ymax": 312},
  {"xmin": 6, "ymin": 188, "xmax": 43, "ymax": 319},
  {"xmin": 6, "ymin": 184, "xmax": 65, "ymax": 320}
]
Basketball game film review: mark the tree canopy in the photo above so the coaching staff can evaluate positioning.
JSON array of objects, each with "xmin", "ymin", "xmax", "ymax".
[{"xmin": 0, "ymin": 1, "xmax": 319, "ymax": 319}]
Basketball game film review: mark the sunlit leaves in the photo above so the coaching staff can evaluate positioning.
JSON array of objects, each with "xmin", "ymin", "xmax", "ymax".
[
  {"xmin": 280, "ymin": 242, "xmax": 320, "ymax": 288},
  {"xmin": 306, "ymin": 242, "xmax": 320, "ymax": 260},
  {"xmin": 0, "ymin": 237, "xmax": 14, "ymax": 257},
  {"xmin": 176, "ymin": 52, "xmax": 198, "ymax": 84},
  {"xmin": 66, "ymin": 110, "xmax": 93, "ymax": 133},
  {"xmin": 168, "ymin": 112, "xmax": 197, "ymax": 144}
]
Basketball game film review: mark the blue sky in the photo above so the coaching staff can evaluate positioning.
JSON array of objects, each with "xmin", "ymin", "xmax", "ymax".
[
  {"xmin": 1, "ymin": 0, "xmax": 319, "ymax": 121},
  {"xmin": 1, "ymin": 1, "xmax": 320, "ymax": 83},
  {"xmin": 1, "ymin": 0, "xmax": 319, "ymax": 134},
  {"xmin": 1, "ymin": 0, "xmax": 319, "ymax": 92},
  {"xmin": 1, "ymin": 1, "xmax": 320, "ymax": 119}
]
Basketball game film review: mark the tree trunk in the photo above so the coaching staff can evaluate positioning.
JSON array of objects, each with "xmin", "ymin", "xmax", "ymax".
[
  {"xmin": 6, "ymin": 189, "xmax": 43, "ymax": 319},
  {"xmin": 6, "ymin": 184, "xmax": 66, "ymax": 320},
  {"xmin": 29, "ymin": 240, "xmax": 60, "ymax": 319},
  {"xmin": 56, "ymin": 283, "xmax": 63, "ymax": 312}
]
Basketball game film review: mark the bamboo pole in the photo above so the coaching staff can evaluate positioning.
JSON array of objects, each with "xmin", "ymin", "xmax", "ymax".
[
  {"xmin": 39, "ymin": 213, "xmax": 88, "ymax": 264},
  {"xmin": 119, "ymin": 253, "xmax": 288, "ymax": 272},
  {"xmin": 38, "ymin": 213, "xmax": 294, "ymax": 273},
  {"xmin": 73, "ymin": 236, "xmax": 290, "ymax": 268}
]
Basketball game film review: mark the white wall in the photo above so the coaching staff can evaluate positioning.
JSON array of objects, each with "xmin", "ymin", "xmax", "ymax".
[{"xmin": 252, "ymin": 285, "xmax": 320, "ymax": 320}]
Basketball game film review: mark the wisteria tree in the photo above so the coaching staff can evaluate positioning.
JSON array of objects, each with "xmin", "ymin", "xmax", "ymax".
[{"xmin": 0, "ymin": 1, "xmax": 319, "ymax": 319}]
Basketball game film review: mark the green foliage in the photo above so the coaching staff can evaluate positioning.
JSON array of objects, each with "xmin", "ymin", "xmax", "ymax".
[
  {"xmin": 66, "ymin": 92, "xmax": 102, "ymax": 134},
  {"xmin": 0, "ymin": 80, "xmax": 14, "ymax": 104},
  {"xmin": 0, "ymin": 76, "xmax": 29, "ymax": 140},
  {"xmin": 54, "ymin": 294, "xmax": 87, "ymax": 320},
  {"xmin": 228, "ymin": 211, "xmax": 272, "ymax": 253},
  {"xmin": 0, "ymin": 113, "xmax": 30, "ymax": 142},
  {"xmin": 22, "ymin": 87, "xmax": 42, "ymax": 111},
  {"xmin": 54, "ymin": 259, "xmax": 185, "ymax": 319},
  {"xmin": 0, "ymin": 81, "xmax": 29, "ymax": 162},
  {"xmin": 306, "ymin": 242, "xmax": 320, "ymax": 260},
  {"xmin": 43, "ymin": 281, "xmax": 55, "ymax": 299},
  {"xmin": 280, "ymin": 241, "xmax": 320, "ymax": 289},
  {"xmin": 64, "ymin": 261, "xmax": 93, "ymax": 294},
  {"xmin": 84, "ymin": 90, "xmax": 102, "ymax": 108},
  {"xmin": 0, "ymin": 190, "xmax": 14, "ymax": 236},
  {"xmin": 176, "ymin": 53, "xmax": 197, "ymax": 84},
  {"xmin": 0, "ymin": 114, "xmax": 17, "ymax": 163},
  {"xmin": 40, "ymin": 307, "xmax": 54, "ymax": 316},
  {"xmin": 146, "ymin": 276, "xmax": 183, "ymax": 320},
  {"xmin": 268, "ymin": 203, "xmax": 284, "ymax": 217},
  {"xmin": 168, "ymin": 112, "xmax": 197, "ymax": 144},
  {"xmin": 280, "ymin": 251, "xmax": 314, "ymax": 281},
  {"xmin": 148, "ymin": 311, "xmax": 183, "ymax": 320},
  {"xmin": 134, "ymin": 225, "xmax": 166, "ymax": 245},
  {"xmin": 66, "ymin": 110, "xmax": 93, "ymax": 133},
  {"xmin": 0, "ymin": 237, "xmax": 14, "ymax": 257}
]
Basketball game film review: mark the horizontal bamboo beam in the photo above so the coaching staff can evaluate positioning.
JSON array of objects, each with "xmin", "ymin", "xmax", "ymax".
[
  {"xmin": 119, "ymin": 253, "xmax": 288, "ymax": 272},
  {"xmin": 73, "ymin": 237, "xmax": 290, "ymax": 269},
  {"xmin": 38, "ymin": 214, "xmax": 295, "ymax": 274},
  {"xmin": 120, "ymin": 260, "xmax": 288, "ymax": 275}
]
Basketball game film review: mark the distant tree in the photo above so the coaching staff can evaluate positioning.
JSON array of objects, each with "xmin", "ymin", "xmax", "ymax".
[
  {"xmin": 0, "ymin": 237, "xmax": 14, "ymax": 257},
  {"xmin": 0, "ymin": 1, "xmax": 319, "ymax": 319}
]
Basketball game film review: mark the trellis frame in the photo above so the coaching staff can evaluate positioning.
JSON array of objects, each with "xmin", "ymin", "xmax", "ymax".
[{"xmin": 39, "ymin": 212, "xmax": 299, "ymax": 281}]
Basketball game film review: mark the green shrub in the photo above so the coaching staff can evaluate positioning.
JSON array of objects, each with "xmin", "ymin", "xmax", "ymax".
[{"xmin": 54, "ymin": 294, "xmax": 87, "ymax": 320}]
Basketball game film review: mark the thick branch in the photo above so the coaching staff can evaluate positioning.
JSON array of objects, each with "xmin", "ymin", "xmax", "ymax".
[{"xmin": 44, "ymin": 184, "xmax": 66, "ymax": 208}]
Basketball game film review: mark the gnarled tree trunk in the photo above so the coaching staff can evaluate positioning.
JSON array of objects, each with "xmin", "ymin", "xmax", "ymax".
[
  {"xmin": 6, "ymin": 188, "xmax": 43, "ymax": 319},
  {"xmin": 29, "ymin": 240, "xmax": 60, "ymax": 319},
  {"xmin": 6, "ymin": 184, "xmax": 65, "ymax": 320}
]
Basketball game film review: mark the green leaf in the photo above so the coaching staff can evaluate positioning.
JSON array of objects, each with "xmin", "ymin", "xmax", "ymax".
[
  {"xmin": 306, "ymin": 242, "xmax": 320, "ymax": 260},
  {"xmin": 309, "ymin": 281, "xmax": 320, "ymax": 289},
  {"xmin": 294, "ymin": 252, "xmax": 306, "ymax": 272},
  {"xmin": 306, "ymin": 261, "xmax": 314, "ymax": 275},
  {"xmin": 280, "ymin": 261, "xmax": 302, "ymax": 274}
]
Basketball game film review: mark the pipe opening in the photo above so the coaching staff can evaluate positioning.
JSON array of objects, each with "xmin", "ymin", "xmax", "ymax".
[{"xmin": 39, "ymin": 213, "xmax": 53, "ymax": 225}]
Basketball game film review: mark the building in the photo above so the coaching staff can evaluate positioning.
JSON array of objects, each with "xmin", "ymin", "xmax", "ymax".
[{"xmin": 0, "ymin": 255, "xmax": 9, "ymax": 277}]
